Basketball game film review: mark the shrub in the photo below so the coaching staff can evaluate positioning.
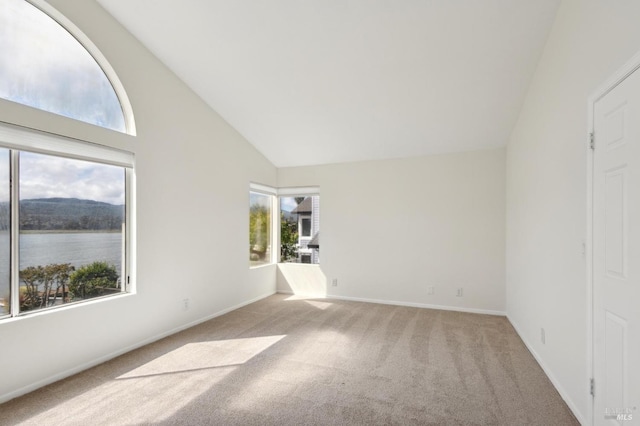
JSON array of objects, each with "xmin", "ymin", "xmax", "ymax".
[{"xmin": 69, "ymin": 261, "xmax": 119, "ymax": 299}]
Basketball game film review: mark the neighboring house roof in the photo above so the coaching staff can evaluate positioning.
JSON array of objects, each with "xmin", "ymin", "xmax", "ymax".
[
  {"xmin": 308, "ymin": 232, "xmax": 319, "ymax": 249},
  {"xmin": 291, "ymin": 197, "xmax": 312, "ymax": 214}
]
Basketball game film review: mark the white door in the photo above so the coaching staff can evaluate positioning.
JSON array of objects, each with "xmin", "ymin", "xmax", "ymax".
[{"xmin": 593, "ymin": 67, "xmax": 640, "ymax": 425}]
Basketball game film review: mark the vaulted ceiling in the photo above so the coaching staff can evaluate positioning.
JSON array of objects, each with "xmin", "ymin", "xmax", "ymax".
[{"xmin": 97, "ymin": 0, "xmax": 560, "ymax": 167}]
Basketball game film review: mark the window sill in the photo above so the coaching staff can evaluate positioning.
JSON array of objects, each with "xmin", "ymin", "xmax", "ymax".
[
  {"xmin": 0, "ymin": 291, "xmax": 134, "ymax": 324},
  {"xmin": 249, "ymin": 263, "xmax": 275, "ymax": 270}
]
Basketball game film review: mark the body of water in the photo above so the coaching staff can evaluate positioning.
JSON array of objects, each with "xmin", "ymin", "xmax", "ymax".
[
  {"xmin": 0, "ymin": 232, "xmax": 123, "ymax": 315},
  {"xmin": 19, "ymin": 232, "xmax": 123, "ymax": 271}
]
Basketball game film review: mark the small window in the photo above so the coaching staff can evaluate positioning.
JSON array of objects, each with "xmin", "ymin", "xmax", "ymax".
[
  {"xmin": 301, "ymin": 218, "xmax": 311, "ymax": 237},
  {"xmin": 280, "ymin": 195, "xmax": 320, "ymax": 264},
  {"xmin": 0, "ymin": 0, "xmax": 131, "ymax": 132},
  {"xmin": 249, "ymin": 190, "xmax": 273, "ymax": 267}
]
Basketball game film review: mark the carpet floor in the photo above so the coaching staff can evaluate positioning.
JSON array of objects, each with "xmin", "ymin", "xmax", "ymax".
[{"xmin": 1, "ymin": 294, "xmax": 579, "ymax": 425}]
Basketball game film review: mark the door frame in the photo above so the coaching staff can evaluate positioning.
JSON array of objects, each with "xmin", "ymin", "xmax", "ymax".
[{"xmin": 587, "ymin": 49, "xmax": 640, "ymax": 426}]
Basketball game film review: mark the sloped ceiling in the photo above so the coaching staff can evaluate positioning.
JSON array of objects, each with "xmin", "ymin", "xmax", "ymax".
[{"xmin": 97, "ymin": 0, "xmax": 560, "ymax": 167}]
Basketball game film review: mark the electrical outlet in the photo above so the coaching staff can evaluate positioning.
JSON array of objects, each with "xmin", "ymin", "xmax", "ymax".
[
  {"xmin": 456, "ymin": 288, "xmax": 463, "ymax": 297},
  {"xmin": 541, "ymin": 328, "xmax": 546, "ymax": 344},
  {"xmin": 332, "ymin": 278, "xmax": 338, "ymax": 287},
  {"xmin": 427, "ymin": 286, "xmax": 434, "ymax": 295},
  {"xmin": 182, "ymin": 298, "xmax": 190, "ymax": 311}
]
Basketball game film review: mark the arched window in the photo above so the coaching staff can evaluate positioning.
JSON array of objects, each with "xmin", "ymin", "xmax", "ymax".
[
  {"xmin": 0, "ymin": 1, "xmax": 135, "ymax": 319},
  {"xmin": 0, "ymin": 0, "xmax": 134, "ymax": 134}
]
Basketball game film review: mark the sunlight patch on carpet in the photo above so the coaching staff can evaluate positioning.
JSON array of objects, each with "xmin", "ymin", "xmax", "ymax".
[
  {"xmin": 304, "ymin": 300, "xmax": 333, "ymax": 310},
  {"xmin": 117, "ymin": 335, "xmax": 286, "ymax": 379}
]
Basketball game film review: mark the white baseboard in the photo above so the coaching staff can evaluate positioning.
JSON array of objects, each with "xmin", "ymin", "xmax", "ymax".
[
  {"xmin": 277, "ymin": 290, "xmax": 506, "ymax": 316},
  {"xmin": 507, "ymin": 315, "xmax": 586, "ymax": 425},
  {"xmin": 0, "ymin": 290, "xmax": 276, "ymax": 404}
]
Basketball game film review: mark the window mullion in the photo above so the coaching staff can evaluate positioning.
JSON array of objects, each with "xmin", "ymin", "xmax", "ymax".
[
  {"xmin": 124, "ymin": 168, "xmax": 132, "ymax": 292},
  {"xmin": 9, "ymin": 150, "xmax": 20, "ymax": 317}
]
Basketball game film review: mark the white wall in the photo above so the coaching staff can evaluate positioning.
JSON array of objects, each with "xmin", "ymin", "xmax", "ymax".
[
  {"xmin": 506, "ymin": 0, "xmax": 640, "ymax": 422},
  {"xmin": 277, "ymin": 264, "xmax": 327, "ymax": 296},
  {"xmin": 278, "ymin": 148, "xmax": 506, "ymax": 314},
  {"xmin": 0, "ymin": 0, "xmax": 277, "ymax": 402}
]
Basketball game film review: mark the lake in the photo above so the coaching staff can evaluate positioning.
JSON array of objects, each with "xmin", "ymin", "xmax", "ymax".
[
  {"xmin": 0, "ymin": 232, "xmax": 123, "ymax": 314},
  {"xmin": 0, "ymin": 231, "xmax": 123, "ymax": 277}
]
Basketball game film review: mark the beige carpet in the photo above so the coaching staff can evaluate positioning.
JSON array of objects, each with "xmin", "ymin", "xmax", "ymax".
[{"xmin": 1, "ymin": 294, "xmax": 578, "ymax": 425}]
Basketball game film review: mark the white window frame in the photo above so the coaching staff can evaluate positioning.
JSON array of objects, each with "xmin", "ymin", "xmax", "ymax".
[
  {"xmin": 249, "ymin": 183, "xmax": 277, "ymax": 268},
  {"xmin": 277, "ymin": 187, "xmax": 320, "ymax": 197},
  {"xmin": 0, "ymin": 123, "xmax": 134, "ymax": 319},
  {"xmin": 21, "ymin": 0, "xmax": 137, "ymax": 135}
]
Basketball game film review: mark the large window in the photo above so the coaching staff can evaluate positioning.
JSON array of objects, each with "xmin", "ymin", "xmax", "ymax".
[
  {"xmin": 249, "ymin": 189, "xmax": 274, "ymax": 267},
  {"xmin": 0, "ymin": 1, "xmax": 134, "ymax": 319},
  {"xmin": 0, "ymin": 0, "xmax": 132, "ymax": 133},
  {"xmin": 280, "ymin": 195, "xmax": 320, "ymax": 264},
  {"xmin": 0, "ymin": 125, "xmax": 132, "ymax": 319}
]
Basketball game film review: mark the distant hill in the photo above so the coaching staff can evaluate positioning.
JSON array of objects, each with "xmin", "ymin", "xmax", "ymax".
[{"xmin": 0, "ymin": 198, "xmax": 124, "ymax": 231}]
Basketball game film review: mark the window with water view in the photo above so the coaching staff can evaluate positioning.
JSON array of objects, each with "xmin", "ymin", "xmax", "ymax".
[
  {"xmin": 0, "ymin": 149, "xmax": 127, "ymax": 317},
  {"xmin": 0, "ymin": 0, "xmax": 133, "ymax": 319}
]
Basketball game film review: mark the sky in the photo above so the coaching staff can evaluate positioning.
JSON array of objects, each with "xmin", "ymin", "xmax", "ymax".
[
  {"xmin": 0, "ymin": 0, "xmax": 125, "ymax": 132},
  {"xmin": 280, "ymin": 197, "xmax": 298, "ymax": 213},
  {"xmin": 20, "ymin": 152, "xmax": 125, "ymax": 205},
  {"xmin": 249, "ymin": 195, "xmax": 301, "ymax": 213},
  {"xmin": 0, "ymin": 150, "xmax": 124, "ymax": 205},
  {"xmin": 250, "ymin": 192, "xmax": 271, "ymax": 209},
  {"xmin": 0, "ymin": 0, "xmax": 126, "ymax": 206}
]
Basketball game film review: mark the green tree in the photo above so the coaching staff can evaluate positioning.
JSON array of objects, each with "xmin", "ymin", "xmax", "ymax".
[
  {"xmin": 20, "ymin": 266, "xmax": 44, "ymax": 311},
  {"xmin": 19, "ymin": 263, "xmax": 74, "ymax": 310},
  {"xmin": 69, "ymin": 261, "xmax": 119, "ymax": 299},
  {"xmin": 48, "ymin": 263, "xmax": 74, "ymax": 303},
  {"xmin": 280, "ymin": 212, "xmax": 298, "ymax": 262},
  {"xmin": 249, "ymin": 204, "xmax": 270, "ymax": 259}
]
